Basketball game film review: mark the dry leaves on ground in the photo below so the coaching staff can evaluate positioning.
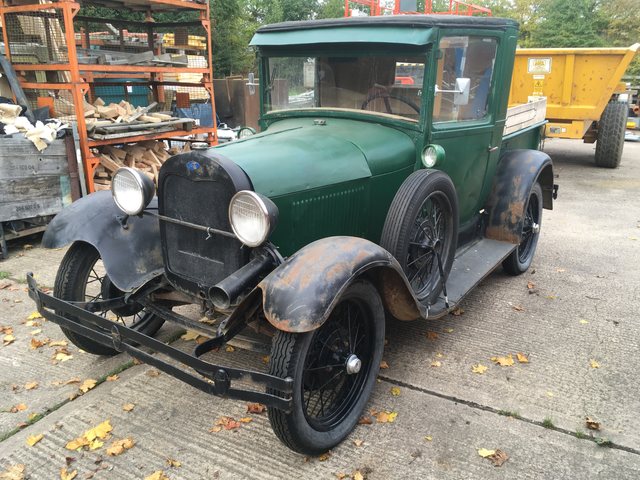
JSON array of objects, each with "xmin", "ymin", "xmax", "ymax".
[
  {"xmin": 443, "ymin": 328, "xmax": 454, "ymax": 333},
  {"xmin": 106, "ymin": 437, "xmax": 135, "ymax": 456},
  {"xmin": 79, "ymin": 379, "xmax": 97, "ymax": 393},
  {"xmin": 477, "ymin": 448, "xmax": 495, "ymax": 458},
  {"xmin": 146, "ymin": 369, "xmax": 160, "ymax": 377},
  {"xmin": 425, "ymin": 331, "xmax": 439, "ymax": 341},
  {"xmin": 26, "ymin": 434, "xmax": 44, "ymax": 447},
  {"xmin": 488, "ymin": 449, "xmax": 509, "ymax": 467},
  {"xmin": 516, "ymin": 353, "xmax": 529, "ymax": 363},
  {"xmin": 59, "ymin": 467, "xmax": 77, "ymax": 480},
  {"xmin": 24, "ymin": 381, "xmax": 38, "ymax": 390},
  {"xmin": 246, "ymin": 403, "xmax": 266, "ymax": 414},
  {"xmin": 379, "ymin": 360, "xmax": 389, "ymax": 369},
  {"xmin": 317, "ymin": 452, "xmax": 331, "ymax": 461},
  {"xmin": 374, "ymin": 410, "xmax": 398, "ymax": 423},
  {"xmin": 209, "ymin": 416, "xmax": 241, "ymax": 433},
  {"xmin": 431, "ymin": 361, "xmax": 442, "ymax": 368},
  {"xmin": 166, "ymin": 459, "xmax": 181, "ymax": 468},
  {"xmin": 144, "ymin": 471, "xmax": 169, "ymax": 480},
  {"xmin": 590, "ymin": 360, "xmax": 600, "ymax": 369},
  {"xmin": 353, "ymin": 439, "xmax": 364, "ymax": 447},
  {"xmin": 106, "ymin": 375, "xmax": 119, "ymax": 382},
  {"xmin": 225, "ymin": 345, "xmax": 235, "ymax": 352},
  {"xmin": 390, "ymin": 387, "xmax": 401, "ymax": 397},
  {"xmin": 3, "ymin": 334, "xmax": 15, "ymax": 346},
  {"xmin": 30, "ymin": 338, "xmax": 47, "ymax": 349},
  {"xmin": 0, "ymin": 464, "xmax": 25, "ymax": 480},
  {"xmin": 586, "ymin": 417, "xmax": 601, "ymax": 431},
  {"xmin": 180, "ymin": 330, "xmax": 200, "ymax": 341},
  {"xmin": 122, "ymin": 403, "xmax": 135, "ymax": 412},
  {"xmin": 10, "ymin": 404, "xmax": 27, "ymax": 413},
  {"xmin": 491, "ymin": 354, "xmax": 515, "ymax": 367},
  {"xmin": 472, "ymin": 364, "xmax": 488, "ymax": 374},
  {"xmin": 512, "ymin": 305, "xmax": 525, "ymax": 312},
  {"xmin": 65, "ymin": 420, "xmax": 113, "ymax": 451},
  {"xmin": 358, "ymin": 415, "xmax": 373, "ymax": 425},
  {"xmin": 450, "ymin": 307, "xmax": 464, "ymax": 316}
]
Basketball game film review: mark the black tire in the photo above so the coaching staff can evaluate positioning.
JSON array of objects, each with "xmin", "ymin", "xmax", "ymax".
[
  {"xmin": 54, "ymin": 242, "xmax": 165, "ymax": 356},
  {"xmin": 380, "ymin": 170, "xmax": 458, "ymax": 305},
  {"xmin": 267, "ymin": 279, "xmax": 385, "ymax": 455},
  {"xmin": 502, "ymin": 182, "xmax": 543, "ymax": 276},
  {"xmin": 594, "ymin": 102, "xmax": 628, "ymax": 168}
]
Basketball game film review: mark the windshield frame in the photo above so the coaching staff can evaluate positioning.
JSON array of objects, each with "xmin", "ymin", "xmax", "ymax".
[{"xmin": 257, "ymin": 44, "xmax": 431, "ymax": 132}]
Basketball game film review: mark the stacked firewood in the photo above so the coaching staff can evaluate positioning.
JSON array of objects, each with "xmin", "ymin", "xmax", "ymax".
[{"xmin": 92, "ymin": 141, "xmax": 191, "ymax": 191}]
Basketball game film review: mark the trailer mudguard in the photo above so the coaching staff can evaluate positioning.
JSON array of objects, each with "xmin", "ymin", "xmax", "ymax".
[
  {"xmin": 485, "ymin": 149, "xmax": 555, "ymax": 244},
  {"xmin": 42, "ymin": 191, "xmax": 163, "ymax": 292},
  {"xmin": 258, "ymin": 236, "xmax": 425, "ymax": 333}
]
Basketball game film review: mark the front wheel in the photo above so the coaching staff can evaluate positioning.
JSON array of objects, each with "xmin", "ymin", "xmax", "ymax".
[
  {"xmin": 502, "ymin": 182, "xmax": 543, "ymax": 275},
  {"xmin": 267, "ymin": 279, "xmax": 385, "ymax": 455}
]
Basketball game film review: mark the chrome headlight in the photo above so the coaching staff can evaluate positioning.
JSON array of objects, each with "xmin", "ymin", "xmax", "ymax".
[
  {"xmin": 111, "ymin": 167, "xmax": 155, "ymax": 216},
  {"xmin": 422, "ymin": 144, "xmax": 445, "ymax": 168},
  {"xmin": 229, "ymin": 191, "xmax": 278, "ymax": 247}
]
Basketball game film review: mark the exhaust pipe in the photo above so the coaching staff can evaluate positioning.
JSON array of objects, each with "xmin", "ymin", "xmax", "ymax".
[{"xmin": 209, "ymin": 253, "xmax": 276, "ymax": 310}]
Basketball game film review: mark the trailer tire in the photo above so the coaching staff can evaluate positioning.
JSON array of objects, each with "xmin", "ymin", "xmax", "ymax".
[
  {"xmin": 54, "ymin": 242, "xmax": 165, "ymax": 356},
  {"xmin": 594, "ymin": 102, "xmax": 627, "ymax": 168},
  {"xmin": 267, "ymin": 279, "xmax": 384, "ymax": 455},
  {"xmin": 502, "ymin": 183, "xmax": 543, "ymax": 275}
]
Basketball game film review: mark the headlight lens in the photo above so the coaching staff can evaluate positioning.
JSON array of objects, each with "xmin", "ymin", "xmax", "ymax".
[
  {"xmin": 111, "ymin": 167, "xmax": 154, "ymax": 216},
  {"xmin": 229, "ymin": 191, "xmax": 278, "ymax": 247},
  {"xmin": 422, "ymin": 144, "xmax": 445, "ymax": 168}
]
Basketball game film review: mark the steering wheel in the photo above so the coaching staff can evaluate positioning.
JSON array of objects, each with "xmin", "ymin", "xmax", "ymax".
[{"xmin": 361, "ymin": 92, "xmax": 420, "ymax": 115}]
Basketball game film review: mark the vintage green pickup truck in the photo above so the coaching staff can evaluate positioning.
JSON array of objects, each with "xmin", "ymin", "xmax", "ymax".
[{"xmin": 28, "ymin": 15, "xmax": 557, "ymax": 454}]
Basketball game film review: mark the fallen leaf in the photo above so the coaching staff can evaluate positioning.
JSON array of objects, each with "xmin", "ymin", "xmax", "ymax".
[
  {"xmin": 25, "ymin": 381, "xmax": 38, "ymax": 390},
  {"xmin": 54, "ymin": 352, "xmax": 73, "ymax": 362},
  {"xmin": 586, "ymin": 417, "xmax": 601, "ymax": 431},
  {"xmin": 61, "ymin": 378, "xmax": 81, "ymax": 386},
  {"xmin": 66, "ymin": 420, "xmax": 112, "ymax": 451},
  {"xmin": 166, "ymin": 459, "xmax": 181, "ymax": 468},
  {"xmin": 580, "ymin": 319, "xmax": 589, "ymax": 325},
  {"xmin": 209, "ymin": 426, "xmax": 222, "ymax": 433},
  {"xmin": 180, "ymin": 330, "xmax": 200, "ymax": 341},
  {"xmin": 24, "ymin": 320, "xmax": 40, "ymax": 327},
  {"xmin": 225, "ymin": 345, "xmax": 235, "ymax": 352},
  {"xmin": 239, "ymin": 417, "xmax": 252, "ymax": 423},
  {"xmin": 79, "ymin": 379, "xmax": 97, "ymax": 393},
  {"xmin": 556, "ymin": 268, "xmax": 566, "ymax": 273},
  {"xmin": 450, "ymin": 307, "xmax": 464, "ymax": 316},
  {"xmin": 375, "ymin": 411, "xmax": 398, "ymax": 423},
  {"xmin": 477, "ymin": 448, "xmax": 496, "ymax": 458},
  {"xmin": 28, "ymin": 413, "xmax": 39, "ymax": 421},
  {"xmin": 425, "ymin": 331, "xmax": 439, "ymax": 340},
  {"xmin": 430, "ymin": 361, "xmax": 442, "ymax": 368},
  {"xmin": 210, "ymin": 416, "xmax": 241, "ymax": 432},
  {"xmin": 516, "ymin": 353, "xmax": 529, "ymax": 364},
  {"xmin": 26, "ymin": 433, "xmax": 44, "ymax": 446},
  {"xmin": 512, "ymin": 305, "xmax": 524, "ymax": 312},
  {"xmin": 353, "ymin": 439, "xmax": 364, "ymax": 447},
  {"xmin": 390, "ymin": 387, "xmax": 401, "ymax": 397},
  {"xmin": 491, "ymin": 354, "xmax": 515, "ymax": 367},
  {"xmin": 353, "ymin": 471, "xmax": 364, "ymax": 480},
  {"xmin": 261, "ymin": 355, "xmax": 270, "ymax": 364},
  {"xmin": 379, "ymin": 360, "xmax": 389, "ymax": 369},
  {"xmin": 27, "ymin": 312, "xmax": 43, "ymax": 320},
  {"xmin": 30, "ymin": 329, "xmax": 42, "ymax": 335},
  {"xmin": 0, "ymin": 280, "xmax": 12, "ymax": 290},
  {"xmin": 488, "ymin": 449, "xmax": 509, "ymax": 467},
  {"xmin": 0, "ymin": 464, "xmax": 25, "ymax": 480},
  {"xmin": 106, "ymin": 437, "xmax": 135, "ymax": 456},
  {"xmin": 146, "ymin": 369, "xmax": 160, "ymax": 377},
  {"xmin": 246, "ymin": 403, "xmax": 266, "ymax": 414},
  {"xmin": 3, "ymin": 334, "xmax": 15, "ymax": 345},
  {"xmin": 49, "ymin": 340, "xmax": 68, "ymax": 347},
  {"xmin": 590, "ymin": 359, "xmax": 600, "ymax": 369},
  {"xmin": 472, "ymin": 364, "xmax": 488, "ymax": 374},
  {"xmin": 546, "ymin": 391, "xmax": 554, "ymax": 398},
  {"xmin": 527, "ymin": 281, "xmax": 536, "ymax": 290},
  {"xmin": 10, "ymin": 403, "xmax": 27, "ymax": 413},
  {"xmin": 424, "ymin": 435, "xmax": 433, "ymax": 441},
  {"xmin": 317, "ymin": 452, "xmax": 331, "ymax": 461},
  {"xmin": 106, "ymin": 375, "xmax": 119, "ymax": 382},
  {"xmin": 443, "ymin": 328, "xmax": 454, "ymax": 333},
  {"xmin": 59, "ymin": 467, "xmax": 77, "ymax": 480},
  {"xmin": 358, "ymin": 415, "xmax": 373, "ymax": 425},
  {"xmin": 30, "ymin": 338, "xmax": 46, "ymax": 349},
  {"xmin": 435, "ymin": 352, "xmax": 444, "ymax": 358},
  {"xmin": 144, "ymin": 471, "xmax": 168, "ymax": 480},
  {"xmin": 0, "ymin": 325, "xmax": 13, "ymax": 334},
  {"xmin": 122, "ymin": 403, "xmax": 135, "ymax": 412}
]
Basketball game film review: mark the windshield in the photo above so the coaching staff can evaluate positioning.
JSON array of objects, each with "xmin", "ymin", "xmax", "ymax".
[{"xmin": 264, "ymin": 54, "xmax": 425, "ymax": 121}]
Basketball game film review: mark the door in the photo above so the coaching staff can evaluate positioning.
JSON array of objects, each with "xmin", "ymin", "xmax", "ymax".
[{"xmin": 430, "ymin": 34, "xmax": 500, "ymax": 229}]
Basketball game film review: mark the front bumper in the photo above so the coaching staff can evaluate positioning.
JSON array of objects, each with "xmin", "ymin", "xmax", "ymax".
[{"xmin": 26, "ymin": 273, "xmax": 293, "ymax": 411}]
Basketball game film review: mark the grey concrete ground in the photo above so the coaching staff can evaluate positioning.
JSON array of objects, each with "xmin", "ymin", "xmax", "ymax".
[{"xmin": 1, "ymin": 138, "xmax": 639, "ymax": 479}]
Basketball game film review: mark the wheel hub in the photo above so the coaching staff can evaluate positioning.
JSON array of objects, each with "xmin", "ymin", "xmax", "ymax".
[
  {"xmin": 345, "ymin": 354, "xmax": 362, "ymax": 375},
  {"xmin": 532, "ymin": 222, "xmax": 540, "ymax": 234}
]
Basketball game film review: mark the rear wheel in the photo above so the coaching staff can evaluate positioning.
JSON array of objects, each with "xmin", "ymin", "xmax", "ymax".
[
  {"xmin": 54, "ymin": 242, "xmax": 165, "ymax": 356},
  {"xmin": 502, "ymin": 183, "xmax": 543, "ymax": 275},
  {"xmin": 267, "ymin": 279, "xmax": 385, "ymax": 455},
  {"xmin": 594, "ymin": 101, "xmax": 627, "ymax": 168}
]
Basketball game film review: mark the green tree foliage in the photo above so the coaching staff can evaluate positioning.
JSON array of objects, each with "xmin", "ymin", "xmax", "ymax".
[
  {"xmin": 601, "ymin": 0, "xmax": 640, "ymax": 76},
  {"xmin": 211, "ymin": 0, "xmax": 254, "ymax": 76},
  {"xmin": 529, "ymin": 0, "xmax": 607, "ymax": 48}
]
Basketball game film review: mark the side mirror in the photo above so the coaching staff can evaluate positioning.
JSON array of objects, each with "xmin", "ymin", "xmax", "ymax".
[
  {"xmin": 435, "ymin": 77, "xmax": 471, "ymax": 106},
  {"xmin": 246, "ymin": 72, "xmax": 258, "ymax": 96}
]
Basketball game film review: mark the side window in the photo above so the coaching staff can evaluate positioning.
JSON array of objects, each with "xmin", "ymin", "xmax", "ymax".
[{"xmin": 433, "ymin": 36, "xmax": 497, "ymax": 123}]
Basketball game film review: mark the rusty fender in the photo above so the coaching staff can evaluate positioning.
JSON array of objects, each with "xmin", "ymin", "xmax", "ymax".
[
  {"xmin": 42, "ymin": 191, "xmax": 163, "ymax": 292},
  {"xmin": 257, "ymin": 236, "xmax": 425, "ymax": 333},
  {"xmin": 485, "ymin": 149, "xmax": 554, "ymax": 244}
]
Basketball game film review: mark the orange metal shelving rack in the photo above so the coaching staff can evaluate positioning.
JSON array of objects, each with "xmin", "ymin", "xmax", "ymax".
[{"xmin": 0, "ymin": 0, "xmax": 218, "ymax": 193}]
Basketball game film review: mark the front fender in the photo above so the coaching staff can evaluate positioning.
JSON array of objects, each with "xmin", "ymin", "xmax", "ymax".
[
  {"xmin": 485, "ymin": 149, "xmax": 554, "ymax": 244},
  {"xmin": 42, "ymin": 191, "xmax": 163, "ymax": 292},
  {"xmin": 258, "ymin": 236, "xmax": 424, "ymax": 333}
]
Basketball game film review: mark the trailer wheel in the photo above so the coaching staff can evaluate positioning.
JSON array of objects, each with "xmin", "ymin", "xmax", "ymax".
[
  {"xmin": 380, "ymin": 170, "xmax": 458, "ymax": 305},
  {"xmin": 267, "ymin": 279, "xmax": 384, "ymax": 455},
  {"xmin": 54, "ymin": 241, "xmax": 165, "ymax": 356},
  {"xmin": 502, "ymin": 182, "xmax": 543, "ymax": 276},
  {"xmin": 594, "ymin": 102, "xmax": 628, "ymax": 168}
]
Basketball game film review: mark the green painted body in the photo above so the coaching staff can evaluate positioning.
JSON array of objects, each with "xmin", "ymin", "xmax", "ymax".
[{"xmin": 213, "ymin": 16, "xmax": 542, "ymax": 257}]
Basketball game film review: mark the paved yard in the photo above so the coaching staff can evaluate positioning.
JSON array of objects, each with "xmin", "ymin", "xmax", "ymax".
[{"xmin": 1, "ymin": 139, "xmax": 639, "ymax": 479}]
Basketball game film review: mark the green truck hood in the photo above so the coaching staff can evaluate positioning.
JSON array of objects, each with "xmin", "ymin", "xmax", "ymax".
[{"xmin": 214, "ymin": 117, "xmax": 416, "ymax": 198}]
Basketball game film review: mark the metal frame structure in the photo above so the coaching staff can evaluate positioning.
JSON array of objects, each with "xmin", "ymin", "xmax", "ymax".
[
  {"xmin": 0, "ymin": 0, "xmax": 218, "ymax": 193},
  {"xmin": 344, "ymin": 0, "xmax": 492, "ymax": 16}
]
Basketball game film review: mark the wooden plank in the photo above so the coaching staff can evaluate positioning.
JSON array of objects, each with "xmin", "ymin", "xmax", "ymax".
[
  {"xmin": 0, "ymin": 176, "xmax": 70, "ymax": 222},
  {"xmin": 126, "ymin": 102, "xmax": 158, "ymax": 122}
]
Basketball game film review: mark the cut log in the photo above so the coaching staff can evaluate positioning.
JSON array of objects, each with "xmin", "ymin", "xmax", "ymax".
[
  {"xmin": 126, "ymin": 102, "xmax": 158, "ymax": 122},
  {"xmin": 98, "ymin": 154, "xmax": 122, "ymax": 173}
]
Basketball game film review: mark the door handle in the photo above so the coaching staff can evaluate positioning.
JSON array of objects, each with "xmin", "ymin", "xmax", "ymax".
[{"xmin": 488, "ymin": 146, "xmax": 499, "ymax": 152}]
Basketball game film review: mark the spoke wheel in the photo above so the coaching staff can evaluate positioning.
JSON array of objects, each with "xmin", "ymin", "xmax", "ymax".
[
  {"xmin": 502, "ymin": 182, "xmax": 543, "ymax": 276},
  {"xmin": 381, "ymin": 170, "xmax": 458, "ymax": 305},
  {"xmin": 267, "ymin": 280, "xmax": 384, "ymax": 455},
  {"xmin": 54, "ymin": 242, "xmax": 165, "ymax": 356}
]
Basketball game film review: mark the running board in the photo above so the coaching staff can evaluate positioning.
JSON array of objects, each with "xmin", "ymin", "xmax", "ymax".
[{"xmin": 428, "ymin": 238, "xmax": 516, "ymax": 318}]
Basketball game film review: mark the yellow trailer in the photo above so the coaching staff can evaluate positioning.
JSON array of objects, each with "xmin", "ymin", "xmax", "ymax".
[{"xmin": 509, "ymin": 44, "xmax": 639, "ymax": 168}]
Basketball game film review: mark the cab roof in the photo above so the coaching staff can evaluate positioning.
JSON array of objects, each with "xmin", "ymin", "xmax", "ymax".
[{"xmin": 251, "ymin": 15, "xmax": 518, "ymax": 47}]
